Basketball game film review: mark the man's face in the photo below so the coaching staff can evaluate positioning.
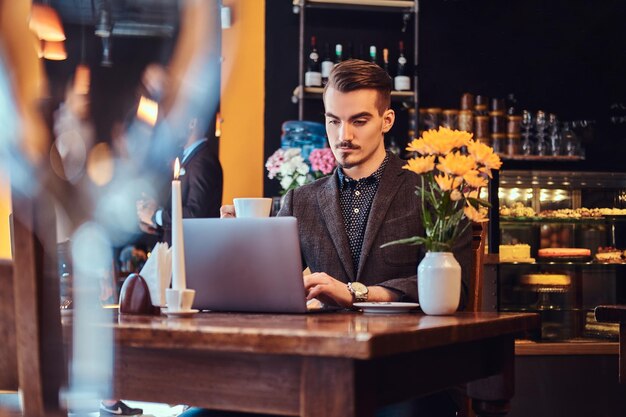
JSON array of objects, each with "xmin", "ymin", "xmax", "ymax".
[{"xmin": 323, "ymin": 87, "xmax": 394, "ymax": 172}]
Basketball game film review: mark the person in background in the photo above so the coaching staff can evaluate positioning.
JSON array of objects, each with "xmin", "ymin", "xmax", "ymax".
[
  {"xmin": 136, "ymin": 117, "xmax": 223, "ymax": 244},
  {"xmin": 215, "ymin": 60, "xmax": 472, "ymax": 416}
]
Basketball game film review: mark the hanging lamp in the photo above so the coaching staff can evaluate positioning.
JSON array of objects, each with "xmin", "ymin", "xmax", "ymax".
[
  {"xmin": 29, "ymin": 3, "xmax": 66, "ymax": 42},
  {"xmin": 42, "ymin": 40, "xmax": 67, "ymax": 60}
]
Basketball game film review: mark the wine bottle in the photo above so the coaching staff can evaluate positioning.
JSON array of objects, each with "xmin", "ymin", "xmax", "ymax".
[
  {"xmin": 334, "ymin": 43, "xmax": 343, "ymax": 64},
  {"xmin": 382, "ymin": 48, "xmax": 389, "ymax": 74},
  {"xmin": 321, "ymin": 43, "xmax": 333, "ymax": 85},
  {"xmin": 394, "ymin": 41, "xmax": 410, "ymax": 91},
  {"xmin": 304, "ymin": 36, "xmax": 322, "ymax": 87},
  {"xmin": 369, "ymin": 45, "xmax": 377, "ymax": 64}
]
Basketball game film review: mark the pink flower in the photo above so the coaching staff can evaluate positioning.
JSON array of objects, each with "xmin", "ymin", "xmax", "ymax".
[{"xmin": 309, "ymin": 148, "xmax": 336, "ymax": 176}]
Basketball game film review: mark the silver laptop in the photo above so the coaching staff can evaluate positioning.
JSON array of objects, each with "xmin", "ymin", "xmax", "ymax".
[{"xmin": 183, "ymin": 217, "xmax": 313, "ymax": 313}]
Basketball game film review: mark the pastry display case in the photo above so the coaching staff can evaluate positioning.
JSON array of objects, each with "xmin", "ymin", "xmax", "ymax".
[{"xmin": 493, "ymin": 170, "xmax": 626, "ymax": 342}]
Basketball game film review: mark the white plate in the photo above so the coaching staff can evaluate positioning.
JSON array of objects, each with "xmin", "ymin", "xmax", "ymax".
[
  {"xmin": 353, "ymin": 302, "xmax": 420, "ymax": 314},
  {"xmin": 163, "ymin": 308, "xmax": 199, "ymax": 318}
]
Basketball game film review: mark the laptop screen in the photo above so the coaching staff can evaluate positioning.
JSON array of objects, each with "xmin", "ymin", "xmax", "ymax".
[{"xmin": 183, "ymin": 217, "xmax": 309, "ymax": 313}]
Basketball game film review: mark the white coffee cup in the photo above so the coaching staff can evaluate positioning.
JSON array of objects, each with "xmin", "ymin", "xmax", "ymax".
[
  {"xmin": 166, "ymin": 288, "xmax": 196, "ymax": 311},
  {"xmin": 233, "ymin": 198, "xmax": 272, "ymax": 218}
]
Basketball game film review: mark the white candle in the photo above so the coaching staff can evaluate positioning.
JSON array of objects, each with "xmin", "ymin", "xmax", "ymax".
[{"xmin": 171, "ymin": 158, "xmax": 186, "ymax": 290}]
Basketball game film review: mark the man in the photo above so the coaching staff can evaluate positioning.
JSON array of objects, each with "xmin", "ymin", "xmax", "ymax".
[
  {"xmin": 216, "ymin": 60, "xmax": 471, "ymax": 416},
  {"xmin": 137, "ymin": 117, "xmax": 223, "ymax": 244}
]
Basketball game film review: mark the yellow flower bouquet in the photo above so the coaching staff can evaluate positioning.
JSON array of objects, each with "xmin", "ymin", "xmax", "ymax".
[{"xmin": 385, "ymin": 127, "xmax": 502, "ymax": 252}]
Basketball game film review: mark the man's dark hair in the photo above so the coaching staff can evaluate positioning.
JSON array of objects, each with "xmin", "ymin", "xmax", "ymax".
[{"xmin": 324, "ymin": 59, "xmax": 392, "ymax": 115}]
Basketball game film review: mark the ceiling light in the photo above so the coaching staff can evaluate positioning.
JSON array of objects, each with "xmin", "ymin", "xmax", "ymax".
[
  {"xmin": 29, "ymin": 4, "xmax": 66, "ymax": 42},
  {"xmin": 43, "ymin": 41, "xmax": 67, "ymax": 61},
  {"xmin": 95, "ymin": 9, "xmax": 112, "ymax": 38}
]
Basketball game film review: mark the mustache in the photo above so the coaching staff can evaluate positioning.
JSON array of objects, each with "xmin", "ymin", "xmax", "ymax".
[{"xmin": 336, "ymin": 141, "xmax": 359, "ymax": 149}]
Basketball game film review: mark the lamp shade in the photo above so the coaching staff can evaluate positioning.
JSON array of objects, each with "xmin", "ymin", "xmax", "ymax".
[
  {"xmin": 43, "ymin": 41, "xmax": 67, "ymax": 60},
  {"xmin": 136, "ymin": 96, "xmax": 159, "ymax": 126},
  {"xmin": 30, "ymin": 4, "xmax": 66, "ymax": 42}
]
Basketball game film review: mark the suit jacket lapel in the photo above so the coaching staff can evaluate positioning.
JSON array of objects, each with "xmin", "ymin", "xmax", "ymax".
[
  {"xmin": 181, "ymin": 140, "xmax": 208, "ymax": 167},
  {"xmin": 317, "ymin": 173, "xmax": 356, "ymax": 281},
  {"xmin": 356, "ymin": 156, "xmax": 407, "ymax": 280}
]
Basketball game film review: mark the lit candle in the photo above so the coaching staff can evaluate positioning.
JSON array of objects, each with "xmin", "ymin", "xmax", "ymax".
[{"xmin": 171, "ymin": 158, "xmax": 186, "ymax": 290}]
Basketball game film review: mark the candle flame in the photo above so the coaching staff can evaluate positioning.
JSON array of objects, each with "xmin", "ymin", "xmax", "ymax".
[{"xmin": 174, "ymin": 158, "xmax": 180, "ymax": 179}]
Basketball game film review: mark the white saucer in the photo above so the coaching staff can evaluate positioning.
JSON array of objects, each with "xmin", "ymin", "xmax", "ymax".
[
  {"xmin": 353, "ymin": 302, "xmax": 420, "ymax": 314},
  {"xmin": 163, "ymin": 308, "xmax": 199, "ymax": 318}
]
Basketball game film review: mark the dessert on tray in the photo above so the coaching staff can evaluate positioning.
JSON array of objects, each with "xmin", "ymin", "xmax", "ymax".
[
  {"xmin": 537, "ymin": 248, "xmax": 591, "ymax": 258},
  {"xmin": 520, "ymin": 273, "xmax": 571, "ymax": 286},
  {"xmin": 499, "ymin": 244, "xmax": 535, "ymax": 263},
  {"xmin": 594, "ymin": 247, "xmax": 624, "ymax": 263}
]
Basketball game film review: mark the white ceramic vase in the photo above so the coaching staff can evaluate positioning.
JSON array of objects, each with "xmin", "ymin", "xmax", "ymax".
[{"xmin": 417, "ymin": 252, "xmax": 461, "ymax": 315}]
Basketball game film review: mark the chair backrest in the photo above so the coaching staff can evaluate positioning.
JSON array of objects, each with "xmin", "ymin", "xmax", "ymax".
[
  {"xmin": 467, "ymin": 221, "xmax": 487, "ymax": 312},
  {"xmin": 0, "ymin": 259, "xmax": 17, "ymax": 391},
  {"xmin": 8, "ymin": 193, "xmax": 65, "ymax": 417}
]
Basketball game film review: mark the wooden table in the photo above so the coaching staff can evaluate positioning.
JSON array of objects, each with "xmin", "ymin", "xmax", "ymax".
[
  {"xmin": 595, "ymin": 305, "xmax": 626, "ymax": 382},
  {"xmin": 111, "ymin": 311, "xmax": 538, "ymax": 417}
]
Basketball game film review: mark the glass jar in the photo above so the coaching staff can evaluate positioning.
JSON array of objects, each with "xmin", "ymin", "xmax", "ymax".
[
  {"xmin": 423, "ymin": 108, "xmax": 442, "ymax": 131},
  {"xmin": 506, "ymin": 134, "xmax": 520, "ymax": 156},
  {"xmin": 458, "ymin": 110, "xmax": 473, "ymax": 132},
  {"xmin": 441, "ymin": 109, "xmax": 459, "ymax": 129},
  {"xmin": 491, "ymin": 133, "xmax": 506, "ymax": 154},
  {"xmin": 475, "ymin": 115, "xmax": 489, "ymax": 140},
  {"xmin": 562, "ymin": 122, "xmax": 580, "ymax": 157}
]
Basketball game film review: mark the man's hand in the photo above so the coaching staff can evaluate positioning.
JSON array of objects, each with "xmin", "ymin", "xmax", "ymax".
[
  {"xmin": 303, "ymin": 272, "xmax": 353, "ymax": 308},
  {"xmin": 220, "ymin": 204, "xmax": 236, "ymax": 218},
  {"xmin": 136, "ymin": 197, "xmax": 158, "ymax": 227}
]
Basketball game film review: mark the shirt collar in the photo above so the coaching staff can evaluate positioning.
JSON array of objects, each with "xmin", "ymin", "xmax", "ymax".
[
  {"xmin": 182, "ymin": 138, "xmax": 208, "ymax": 163},
  {"xmin": 337, "ymin": 152, "xmax": 389, "ymax": 190}
]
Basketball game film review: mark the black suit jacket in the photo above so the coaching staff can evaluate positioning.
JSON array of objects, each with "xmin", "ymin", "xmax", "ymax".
[
  {"xmin": 278, "ymin": 153, "xmax": 471, "ymax": 304},
  {"xmin": 160, "ymin": 140, "xmax": 223, "ymax": 244}
]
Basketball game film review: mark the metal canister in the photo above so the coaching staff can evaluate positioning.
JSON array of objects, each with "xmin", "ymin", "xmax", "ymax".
[
  {"xmin": 441, "ymin": 109, "xmax": 459, "ymax": 129},
  {"xmin": 506, "ymin": 133, "xmax": 521, "ymax": 156},
  {"xmin": 490, "ymin": 110, "xmax": 507, "ymax": 134},
  {"xmin": 475, "ymin": 95, "xmax": 489, "ymax": 116},
  {"xmin": 424, "ymin": 108, "xmax": 442, "ymax": 131},
  {"xmin": 458, "ymin": 110, "xmax": 473, "ymax": 133},
  {"xmin": 475, "ymin": 115, "xmax": 489, "ymax": 139},
  {"xmin": 490, "ymin": 98, "xmax": 505, "ymax": 112},
  {"xmin": 491, "ymin": 133, "xmax": 506, "ymax": 154},
  {"xmin": 507, "ymin": 115, "xmax": 522, "ymax": 135},
  {"xmin": 461, "ymin": 93, "xmax": 475, "ymax": 111}
]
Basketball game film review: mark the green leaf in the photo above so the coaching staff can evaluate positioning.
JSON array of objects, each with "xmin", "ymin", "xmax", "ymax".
[
  {"xmin": 467, "ymin": 197, "xmax": 492, "ymax": 208},
  {"xmin": 381, "ymin": 236, "xmax": 427, "ymax": 248}
]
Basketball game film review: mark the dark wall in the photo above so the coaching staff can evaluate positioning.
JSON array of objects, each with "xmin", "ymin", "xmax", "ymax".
[{"xmin": 264, "ymin": 0, "xmax": 626, "ymax": 195}]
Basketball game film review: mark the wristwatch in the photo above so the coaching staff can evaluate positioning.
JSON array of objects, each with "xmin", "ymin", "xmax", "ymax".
[{"xmin": 347, "ymin": 281, "xmax": 369, "ymax": 303}]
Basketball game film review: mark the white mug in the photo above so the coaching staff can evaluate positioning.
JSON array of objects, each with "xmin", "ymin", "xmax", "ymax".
[
  {"xmin": 166, "ymin": 288, "xmax": 196, "ymax": 311},
  {"xmin": 233, "ymin": 198, "xmax": 272, "ymax": 218}
]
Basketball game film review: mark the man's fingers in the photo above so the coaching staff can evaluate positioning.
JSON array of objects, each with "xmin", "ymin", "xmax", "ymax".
[
  {"xmin": 306, "ymin": 285, "xmax": 324, "ymax": 300},
  {"xmin": 220, "ymin": 205, "xmax": 236, "ymax": 218}
]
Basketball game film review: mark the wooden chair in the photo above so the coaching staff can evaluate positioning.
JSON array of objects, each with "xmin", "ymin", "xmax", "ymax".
[
  {"xmin": 467, "ymin": 221, "xmax": 488, "ymax": 313},
  {"xmin": 0, "ymin": 259, "xmax": 17, "ymax": 392},
  {"xmin": 0, "ymin": 194, "xmax": 66, "ymax": 417},
  {"xmin": 458, "ymin": 222, "xmax": 488, "ymax": 417}
]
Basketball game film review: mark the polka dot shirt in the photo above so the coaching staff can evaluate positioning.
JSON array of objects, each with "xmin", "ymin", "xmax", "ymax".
[{"xmin": 337, "ymin": 153, "xmax": 389, "ymax": 275}]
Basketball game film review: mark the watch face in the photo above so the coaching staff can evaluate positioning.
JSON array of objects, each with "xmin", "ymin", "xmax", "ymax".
[{"xmin": 351, "ymin": 281, "xmax": 367, "ymax": 296}]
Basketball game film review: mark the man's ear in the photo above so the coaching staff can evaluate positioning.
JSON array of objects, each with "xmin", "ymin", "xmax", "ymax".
[{"xmin": 382, "ymin": 108, "xmax": 395, "ymax": 133}]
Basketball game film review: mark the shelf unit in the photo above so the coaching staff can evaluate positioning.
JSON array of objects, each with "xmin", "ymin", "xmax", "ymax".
[
  {"xmin": 499, "ymin": 155, "xmax": 585, "ymax": 162},
  {"xmin": 291, "ymin": 0, "xmax": 419, "ymax": 135}
]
